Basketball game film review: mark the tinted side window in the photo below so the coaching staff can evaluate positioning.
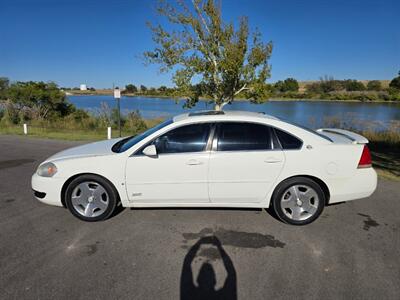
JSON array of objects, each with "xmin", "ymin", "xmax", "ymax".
[
  {"xmin": 275, "ymin": 129, "xmax": 303, "ymax": 149},
  {"xmin": 154, "ymin": 123, "xmax": 211, "ymax": 154},
  {"xmin": 217, "ymin": 123, "xmax": 272, "ymax": 151}
]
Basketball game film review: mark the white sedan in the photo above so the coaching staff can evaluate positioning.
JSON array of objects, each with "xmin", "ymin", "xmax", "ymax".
[{"xmin": 32, "ymin": 110, "xmax": 377, "ymax": 225}]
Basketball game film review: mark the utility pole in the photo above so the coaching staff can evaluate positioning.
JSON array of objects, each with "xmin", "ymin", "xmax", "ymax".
[{"xmin": 114, "ymin": 86, "xmax": 121, "ymax": 137}]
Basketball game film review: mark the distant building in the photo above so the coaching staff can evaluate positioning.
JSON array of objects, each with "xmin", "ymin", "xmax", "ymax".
[{"xmin": 80, "ymin": 84, "xmax": 87, "ymax": 91}]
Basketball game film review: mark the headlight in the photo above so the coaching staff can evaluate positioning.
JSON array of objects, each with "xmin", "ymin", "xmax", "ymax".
[{"xmin": 37, "ymin": 162, "xmax": 58, "ymax": 177}]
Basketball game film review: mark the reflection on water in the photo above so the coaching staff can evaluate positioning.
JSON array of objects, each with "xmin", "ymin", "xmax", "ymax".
[{"xmin": 68, "ymin": 95, "xmax": 400, "ymax": 130}]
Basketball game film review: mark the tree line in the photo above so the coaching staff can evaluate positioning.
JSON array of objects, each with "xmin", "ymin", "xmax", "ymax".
[{"xmin": 122, "ymin": 72, "xmax": 400, "ymax": 101}]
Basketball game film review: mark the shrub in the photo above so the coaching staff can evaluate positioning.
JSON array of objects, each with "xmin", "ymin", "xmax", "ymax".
[
  {"xmin": 274, "ymin": 78, "xmax": 299, "ymax": 92},
  {"xmin": 343, "ymin": 80, "xmax": 365, "ymax": 91},
  {"xmin": 125, "ymin": 110, "xmax": 147, "ymax": 133},
  {"xmin": 6, "ymin": 81, "xmax": 74, "ymax": 120},
  {"xmin": 389, "ymin": 71, "xmax": 400, "ymax": 89},
  {"xmin": 367, "ymin": 80, "xmax": 382, "ymax": 91},
  {"xmin": 125, "ymin": 84, "xmax": 138, "ymax": 93}
]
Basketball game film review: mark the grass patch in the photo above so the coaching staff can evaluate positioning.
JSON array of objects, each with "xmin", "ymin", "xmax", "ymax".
[
  {"xmin": 0, "ymin": 122, "xmax": 164, "ymax": 141},
  {"xmin": 365, "ymin": 134, "xmax": 400, "ymax": 181},
  {"xmin": 0, "ymin": 125, "xmax": 126, "ymax": 141},
  {"xmin": 0, "ymin": 117, "xmax": 165, "ymax": 142}
]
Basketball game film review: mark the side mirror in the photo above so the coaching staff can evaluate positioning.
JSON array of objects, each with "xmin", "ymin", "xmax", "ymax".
[{"xmin": 142, "ymin": 144, "xmax": 157, "ymax": 157}]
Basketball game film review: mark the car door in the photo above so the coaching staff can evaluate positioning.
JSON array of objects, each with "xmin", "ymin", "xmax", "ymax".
[
  {"xmin": 208, "ymin": 122, "xmax": 285, "ymax": 203},
  {"xmin": 125, "ymin": 123, "xmax": 212, "ymax": 203}
]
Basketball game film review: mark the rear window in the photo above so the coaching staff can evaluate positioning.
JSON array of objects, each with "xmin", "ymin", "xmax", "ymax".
[
  {"xmin": 274, "ymin": 129, "xmax": 303, "ymax": 150},
  {"xmin": 282, "ymin": 119, "xmax": 333, "ymax": 142}
]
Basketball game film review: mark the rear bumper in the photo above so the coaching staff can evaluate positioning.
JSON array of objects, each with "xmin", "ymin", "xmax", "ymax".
[
  {"xmin": 31, "ymin": 173, "xmax": 65, "ymax": 207},
  {"xmin": 329, "ymin": 168, "xmax": 378, "ymax": 204}
]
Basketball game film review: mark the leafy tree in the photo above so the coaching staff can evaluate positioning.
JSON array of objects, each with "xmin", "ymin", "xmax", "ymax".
[
  {"xmin": 0, "ymin": 77, "xmax": 9, "ymax": 99},
  {"xmin": 366, "ymin": 80, "xmax": 382, "ymax": 91},
  {"xmin": 7, "ymin": 81, "xmax": 74, "ymax": 119},
  {"xmin": 125, "ymin": 84, "xmax": 138, "ymax": 93},
  {"xmin": 0, "ymin": 77, "xmax": 9, "ymax": 90},
  {"xmin": 144, "ymin": 0, "xmax": 273, "ymax": 110},
  {"xmin": 140, "ymin": 85, "xmax": 147, "ymax": 92},
  {"xmin": 305, "ymin": 82, "xmax": 322, "ymax": 94},
  {"xmin": 284, "ymin": 78, "xmax": 299, "ymax": 92},
  {"xmin": 343, "ymin": 79, "xmax": 365, "ymax": 91},
  {"xmin": 319, "ymin": 76, "xmax": 344, "ymax": 93},
  {"xmin": 389, "ymin": 71, "xmax": 400, "ymax": 90},
  {"xmin": 149, "ymin": 87, "xmax": 157, "ymax": 94},
  {"xmin": 158, "ymin": 85, "xmax": 167, "ymax": 92},
  {"xmin": 274, "ymin": 78, "xmax": 299, "ymax": 92},
  {"xmin": 273, "ymin": 80, "xmax": 284, "ymax": 92}
]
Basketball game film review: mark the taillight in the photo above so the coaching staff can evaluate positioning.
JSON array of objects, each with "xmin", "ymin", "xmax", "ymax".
[{"xmin": 358, "ymin": 145, "xmax": 372, "ymax": 168}]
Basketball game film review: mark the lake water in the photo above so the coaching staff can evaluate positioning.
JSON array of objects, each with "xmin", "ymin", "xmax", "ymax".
[{"xmin": 68, "ymin": 95, "xmax": 400, "ymax": 131}]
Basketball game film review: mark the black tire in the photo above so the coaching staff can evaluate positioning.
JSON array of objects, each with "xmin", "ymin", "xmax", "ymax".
[
  {"xmin": 271, "ymin": 177, "xmax": 325, "ymax": 225},
  {"xmin": 65, "ymin": 174, "xmax": 118, "ymax": 222}
]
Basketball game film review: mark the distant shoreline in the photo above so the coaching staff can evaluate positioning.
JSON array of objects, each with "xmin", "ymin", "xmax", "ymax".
[{"xmin": 65, "ymin": 92, "xmax": 400, "ymax": 104}]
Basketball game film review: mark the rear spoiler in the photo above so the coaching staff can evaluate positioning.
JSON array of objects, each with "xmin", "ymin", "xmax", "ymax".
[{"xmin": 316, "ymin": 128, "xmax": 369, "ymax": 144}]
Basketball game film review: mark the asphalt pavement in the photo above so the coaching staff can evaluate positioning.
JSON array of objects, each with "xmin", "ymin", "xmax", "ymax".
[{"xmin": 0, "ymin": 135, "xmax": 399, "ymax": 300}]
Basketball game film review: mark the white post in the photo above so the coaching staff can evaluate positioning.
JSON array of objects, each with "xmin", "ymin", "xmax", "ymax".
[
  {"xmin": 23, "ymin": 123, "xmax": 28, "ymax": 135},
  {"xmin": 107, "ymin": 127, "xmax": 112, "ymax": 139}
]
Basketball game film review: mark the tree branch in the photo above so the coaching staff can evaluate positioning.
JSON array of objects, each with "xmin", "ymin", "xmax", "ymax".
[
  {"xmin": 191, "ymin": 0, "xmax": 211, "ymax": 35},
  {"xmin": 191, "ymin": 0, "xmax": 220, "ymax": 94},
  {"xmin": 234, "ymin": 84, "xmax": 249, "ymax": 96}
]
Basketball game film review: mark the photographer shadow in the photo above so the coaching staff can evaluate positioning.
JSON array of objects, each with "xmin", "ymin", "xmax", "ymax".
[{"xmin": 180, "ymin": 236, "xmax": 237, "ymax": 300}]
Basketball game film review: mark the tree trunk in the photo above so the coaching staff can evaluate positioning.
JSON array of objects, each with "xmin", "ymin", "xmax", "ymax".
[{"xmin": 214, "ymin": 101, "xmax": 228, "ymax": 111}]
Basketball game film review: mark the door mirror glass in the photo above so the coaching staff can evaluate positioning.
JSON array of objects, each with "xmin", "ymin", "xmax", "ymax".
[{"xmin": 142, "ymin": 144, "xmax": 157, "ymax": 157}]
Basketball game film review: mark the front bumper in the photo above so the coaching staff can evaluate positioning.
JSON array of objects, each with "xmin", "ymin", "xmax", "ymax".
[{"xmin": 31, "ymin": 173, "xmax": 65, "ymax": 207}]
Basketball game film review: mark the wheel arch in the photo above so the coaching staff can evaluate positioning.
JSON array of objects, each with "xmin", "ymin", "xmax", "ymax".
[
  {"xmin": 60, "ymin": 173, "xmax": 121, "ymax": 208},
  {"xmin": 271, "ymin": 175, "xmax": 331, "ymax": 206}
]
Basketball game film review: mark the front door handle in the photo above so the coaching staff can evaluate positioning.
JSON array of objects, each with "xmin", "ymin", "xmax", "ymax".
[
  {"xmin": 264, "ymin": 157, "xmax": 282, "ymax": 163},
  {"xmin": 186, "ymin": 159, "xmax": 203, "ymax": 165}
]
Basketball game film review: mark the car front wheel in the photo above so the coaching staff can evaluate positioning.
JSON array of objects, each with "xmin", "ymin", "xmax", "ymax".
[
  {"xmin": 65, "ymin": 175, "xmax": 118, "ymax": 222},
  {"xmin": 271, "ymin": 177, "xmax": 325, "ymax": 225}
]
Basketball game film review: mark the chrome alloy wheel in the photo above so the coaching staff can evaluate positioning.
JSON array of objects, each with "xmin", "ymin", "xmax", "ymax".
[
  {"xmin": 71, "ymin": 181, "xmax": 109, "ymax": 218},
  {"xmin": 280, "ymin": 185, "xmax": 319, "ymax": 221}
]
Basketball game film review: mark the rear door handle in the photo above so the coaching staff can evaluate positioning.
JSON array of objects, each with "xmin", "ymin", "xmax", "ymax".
[
  {"xmin": 186, "ymin": 159, "xmax": 203, "ymax": 165},
  {"xmin": 264, "ymin": 157, "xmax": 282, "ymax": 163}
]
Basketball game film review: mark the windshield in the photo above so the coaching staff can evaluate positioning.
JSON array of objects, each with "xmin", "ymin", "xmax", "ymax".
[{"xmin": 112, "ymin": 119, "xmax": 173, "ymax": 153}]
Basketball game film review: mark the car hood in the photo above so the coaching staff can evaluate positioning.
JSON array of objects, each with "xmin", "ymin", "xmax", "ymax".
[{"xmin": 46, "ymin": 138, "xmax": 124, "ymax": 162}]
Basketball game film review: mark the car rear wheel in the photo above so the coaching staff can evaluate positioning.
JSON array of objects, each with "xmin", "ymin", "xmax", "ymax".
[
  {"xmin": 65, "ymin": 175, "xmax": 118, "ymax": 222},
  {"xmin": 271, "ymin": 177, "xmax": 325, "ymax": 225}
]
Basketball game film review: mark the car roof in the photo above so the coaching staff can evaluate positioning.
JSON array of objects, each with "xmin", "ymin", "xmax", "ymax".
[{"xmin": 173, "ymin": 110, "xmax": 280, "ymax": 122}]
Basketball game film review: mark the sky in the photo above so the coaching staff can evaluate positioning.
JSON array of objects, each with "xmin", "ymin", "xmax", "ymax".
[{"xmin": 1, "ymin": 0, "xmax": 399, "ymax": 88}]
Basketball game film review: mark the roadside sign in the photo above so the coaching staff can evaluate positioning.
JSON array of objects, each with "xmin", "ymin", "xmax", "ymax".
[{"xmin": 114, "ymin": 87, "xmax": 121, "ymax": 99}]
